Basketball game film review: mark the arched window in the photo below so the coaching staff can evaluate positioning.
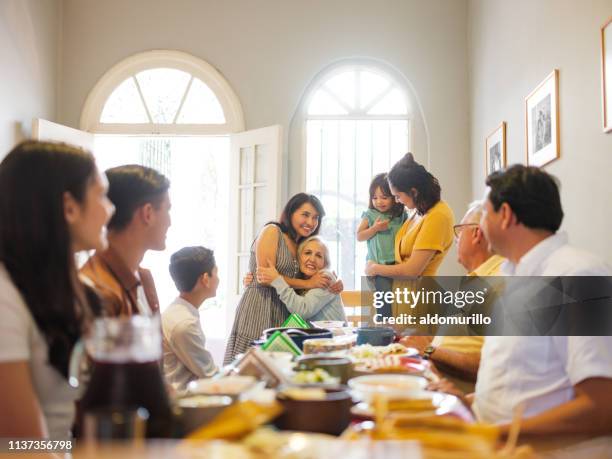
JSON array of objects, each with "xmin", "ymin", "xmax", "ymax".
[
  {"xmin": 81, "ymin": 50, "xmax": 244, "ymax": 134},
  {"xmin": 80, "ymin": 51, "xmax": 245, "ymax": 351},
  {"xmin": 100, "ymin": 68, "xmax": 225, "ymax": 125},
  {"xmin": 304, "ymin": 63, "xmax": 412, "ymax": 289}
]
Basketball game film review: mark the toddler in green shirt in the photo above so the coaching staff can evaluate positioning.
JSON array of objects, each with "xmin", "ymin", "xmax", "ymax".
[{"xmin": 357, "ymin": 173, "xmax": 407, "ymax": 317}]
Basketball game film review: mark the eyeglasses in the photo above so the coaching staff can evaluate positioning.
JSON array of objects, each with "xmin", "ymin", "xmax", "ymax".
[{"xmin": 453, "ymin": 223, "xmax": 479, "ymax": 238}]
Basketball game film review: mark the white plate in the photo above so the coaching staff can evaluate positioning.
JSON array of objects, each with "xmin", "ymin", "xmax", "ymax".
[
  {"xmin": 311, "ymin": 320, "xmax": 346, "ymax": 329},
  {"xmin": 350, "ymin": 392, "xmax": 460, "ymax": 418},
  {"xmin": 349, "ymin": 344, "xmax": 419, "ymax": 360},
  {"xmin": 348, "ymin": 374, "xmax": 428, "ymax": 402},
  {"xmin": 187, "ymin": 375, "xmax": 257, "ymax": 395}
]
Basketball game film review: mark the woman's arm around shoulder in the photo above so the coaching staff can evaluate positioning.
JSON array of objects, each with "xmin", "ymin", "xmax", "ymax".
[
  {"xmin": 270, "ymin": 276, "xmax": 336, "ymax": 319},
  {"xmin": 254, "ymin": 225, "xmax": 281, "ymax": 286},
  {"xmin": 283, "ymin": 272, "xmax": 332, "ymax": 290}
]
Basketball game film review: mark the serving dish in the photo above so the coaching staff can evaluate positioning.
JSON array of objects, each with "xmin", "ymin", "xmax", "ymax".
[
  {"xmin": 260, "ymin": 327, "xmax": 333, "ymax": 350},
  {"xmin": 274, "ymin": 385, "xmax": 353, "ymax": 435},
  {"xmin": 303, "ymin": 337, "xmax": 353, "ymax": 355},
  {"xmin": 295, "ymin": 355, "xmax": 353, "ymax": 384},
  {"xmin": 175, "ymin": 395, "xmax": 233, "ymax": 434}
]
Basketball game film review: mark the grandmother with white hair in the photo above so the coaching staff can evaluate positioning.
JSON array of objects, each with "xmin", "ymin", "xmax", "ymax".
[{"xmin": 256, "ymin": 236, "xmax": 346, "ymax": 323}]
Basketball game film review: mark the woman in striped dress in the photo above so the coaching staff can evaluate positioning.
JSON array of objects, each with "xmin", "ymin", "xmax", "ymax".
[{"xmin": 223, "ymin": 193, "xmax": 330, "ymax": 364}]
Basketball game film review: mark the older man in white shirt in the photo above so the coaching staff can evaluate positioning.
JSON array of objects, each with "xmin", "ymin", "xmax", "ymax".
[
  {"xmin": 402, "ymin": 200, "xmax": 505, "ymax": 387},
  {"xmin": 162, "ymin": 246, "xmax": 219, "ymax": 391},
  {"xmin": 474, "ymin": 165, "xmax": 612, "ymax": 436}
]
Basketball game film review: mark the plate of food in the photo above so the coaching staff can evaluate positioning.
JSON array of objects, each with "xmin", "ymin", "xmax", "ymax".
[
  {"xmin": 348, "ymin": 374, "xmax": 428, "ymax": 403},
  {"xmin": 353, "ymin": 355, "xmax": 428, "ymax": 376},
  {"xmin": 349, "ymin": 343, "xmax": 419, "ymax": 360},
  {"xmin": 310, "ymin": 320, "xmax": 346, "ymax": 329},
  {"xmin": 340, "ymin": 415, "xmax": 509, "ymax": 458},
  {"xmin": 303, "ymin": 337, "xmax": 354, "ymax": 355},
  {"xmin": 291, "ymin": 368, "xmax": 340, "ymax": 385},
  {"xmin": 187, "ymin": 375, "xmax": 259, "ymax": 399},
  {"xmin": 349, "ymin": 391, "xmax": 460, "ymax": 419}
]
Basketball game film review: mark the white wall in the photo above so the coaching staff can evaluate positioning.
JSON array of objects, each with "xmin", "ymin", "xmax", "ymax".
[
  {"xmin": 59, "ymin": 0, "xmax": 471, "ymax": 274},
  {"xmin": 469, "ymin": 0, "xmax": 612, "ymax": 264},
  {"xmin": 0, "ymin": 0, "xmax": 61, "ymax": 157}
]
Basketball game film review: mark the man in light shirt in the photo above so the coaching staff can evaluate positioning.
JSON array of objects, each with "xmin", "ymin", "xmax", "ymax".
[
  {"xmin": 402, "ymin": 200, "xmax": 505, "ymax": 387},
  {"xmin": 474, "ymin": 165, "xmax": 612, "ymax": 436},
  {"xmin": 162, "ymin": 246, "xmax": 219, "ymax": 391}
]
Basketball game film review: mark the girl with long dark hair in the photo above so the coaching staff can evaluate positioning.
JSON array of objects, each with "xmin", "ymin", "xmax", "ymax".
[{"xmin": 0, "ymin": 141, "xmax": 114, "ymax": 438}]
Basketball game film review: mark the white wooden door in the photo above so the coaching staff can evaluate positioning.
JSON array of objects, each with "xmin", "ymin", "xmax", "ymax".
[
  {"xmin": 227, "ymin": 125, "xmax": 283, "ymax": 325},
  {"xmin": 32, "ymin": 118, "xmax": 95, "ymax": 151}
]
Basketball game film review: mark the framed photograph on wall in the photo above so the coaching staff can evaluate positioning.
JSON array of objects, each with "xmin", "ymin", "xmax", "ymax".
[
  {"xmin": 525, "ymin": 69, "xmax": 559, "ymax": 167},
  {"xmin": 601, "ymin": 17, "xmax": 612, "ymax": 133},
  {"xmin": 485, "ymin": 122, "xmax": 506, "ymax": 175}
]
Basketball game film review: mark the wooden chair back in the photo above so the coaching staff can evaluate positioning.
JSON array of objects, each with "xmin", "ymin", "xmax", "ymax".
[{"xmin": 340, "ymin": 290, "xmax": 372, "ymax": 326}]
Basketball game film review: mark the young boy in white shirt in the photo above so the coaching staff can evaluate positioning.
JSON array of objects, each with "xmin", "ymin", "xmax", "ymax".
[{"xmin": 162, "ymin": 246, "xmax": 219, "ymax": 391}]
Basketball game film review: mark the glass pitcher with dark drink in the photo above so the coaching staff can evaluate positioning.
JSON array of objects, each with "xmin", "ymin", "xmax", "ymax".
[{"xmin": 77, "ymin": 315, "xmax": 173, "ymax": 438}]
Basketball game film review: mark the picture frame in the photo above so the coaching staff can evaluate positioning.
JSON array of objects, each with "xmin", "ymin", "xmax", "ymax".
[
  {"xmin": 485, "ymin": 122, "xmax": 506, "ymax": 175},
  {"xmin": 601, "ymin": 17, "xmax": 612, "ymax": 133},
  {"xmin": 525, "ymin": 69, "xmax": 560, "ymax": 167}
]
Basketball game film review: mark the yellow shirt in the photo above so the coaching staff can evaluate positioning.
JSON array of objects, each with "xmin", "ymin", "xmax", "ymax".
[
  {"xmin": 438, "ymin": 254, "xmax": 506, "ymax": 353},
  {"xmin": 394, "ymin": 200, "xmax": 455, "ymax": 276},
  {"xmin": 469, "ymin": 254, "xmax": 505, "ymax": 277},
  {"xmin": 438, "ymin": 335, "xmax": 484, "ymax": 354}
]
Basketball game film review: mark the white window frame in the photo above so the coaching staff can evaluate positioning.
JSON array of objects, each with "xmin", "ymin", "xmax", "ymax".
[
  {"xmin": 304, "ymin": 64, "xmax": 413, "ymax": 120},
  {"xmin": 80, "ymin": 50, "xmax": 245, "ymax": 135},
  {"xmin": 297, "ymin": 60, "xmax": 416, "ymax": 191},
  {"xmin": 293, "ymin": 60, "xmax": 416, "ymax": 286},
  {"xmin": 79, "ymin": 52, "xmax": 285, "ymax": 351}
]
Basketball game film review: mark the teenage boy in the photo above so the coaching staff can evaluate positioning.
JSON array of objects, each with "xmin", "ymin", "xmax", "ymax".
[
  {"xmin": 81, "ymin": 165, "xmax": 171, "ymax": 316},
  {"xmin": 162, "ymin": 246, "xmax": 219, "ymax": 390}
]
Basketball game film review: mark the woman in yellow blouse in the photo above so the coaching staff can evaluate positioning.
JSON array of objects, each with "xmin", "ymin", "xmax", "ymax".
[
  {"xmin": 365, "ymin": 153, "xmax": 454, "ymax": 330},
  {"xmin": 365, "ymin": 153, "xmax": 455, "ymax": 279}
]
